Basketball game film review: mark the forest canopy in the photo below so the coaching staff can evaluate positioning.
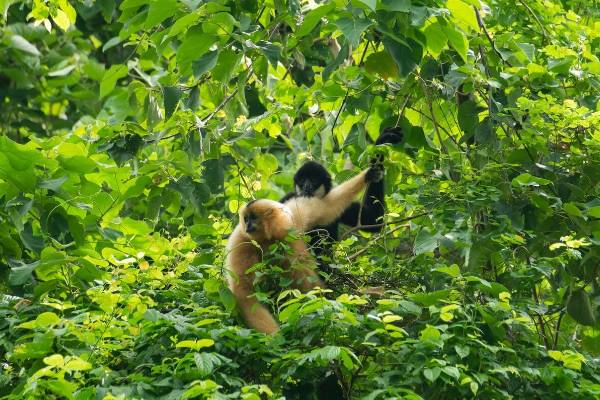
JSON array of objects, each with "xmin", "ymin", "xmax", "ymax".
[{"xmin": 1, "ymin": 0, "xmax": 600, "ymax": 398}]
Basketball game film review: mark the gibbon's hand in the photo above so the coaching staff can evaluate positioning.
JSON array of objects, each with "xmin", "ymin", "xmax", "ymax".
[
  {"xmin": 376, "ymin": 126, "xmax": 403, "ymax": 145},
  {"xmin": 366, "ymin": 161, "xmax": 384, "ymax": 183}
]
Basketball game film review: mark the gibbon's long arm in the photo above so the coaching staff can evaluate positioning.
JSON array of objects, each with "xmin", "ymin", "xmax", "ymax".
[
  {"xmin": 226, "ymin": 238, "xmax": 280, "ymax": 334},
  {"xmin": 284, "ymin": 169, "xmax": 370, "ymax": 231}
]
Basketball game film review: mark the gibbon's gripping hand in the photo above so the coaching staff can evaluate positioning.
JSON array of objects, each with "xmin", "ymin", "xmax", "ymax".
[{"xmin": 376, "ymin": 126, "xmax": 403, "ymax": 145}]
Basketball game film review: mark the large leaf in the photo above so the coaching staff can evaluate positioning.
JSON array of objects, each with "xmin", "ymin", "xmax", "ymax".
[
  {"xmin": 296, "ymin": 3, "xmax": 335, "ymax": 38},
  {"xmin": 145, "ymin": 0, "xmax": 177, "ymax": 28},
  {"xmin": 567, "ymin": 289, "xmax": 596, "ymax": 326},
  {"xmin": 383, "ymin": 36, "xmax": 422, "ymax": 77},
  {"xmin": 335, "ymin": 17, "xmax": 372, "ymax": 47},
  {"xmin": 9, "ymin": 34, "xmax": 40, "ymax": 56},
  {"xmin": 163, "ymin": 86, "xmax": 182, "ymax": 120},
  {"xmin": 192, "ymin": 50, "xmax": 219, "ymax": 78},
  {"xmin": 100, "ymin": 64, "xmax": 128, "ymax": 98},
  {"xmin": 176, "ymin": 30, "xmax": 216, "ymax": 76}
]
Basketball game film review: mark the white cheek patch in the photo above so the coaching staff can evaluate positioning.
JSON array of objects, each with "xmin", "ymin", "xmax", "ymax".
[
  {"xmin": 295, "ymin": 184, "xmax": 301, "ymax": 194},
  {"xmin": 314, "ymin": 185, "xmax": 326, "ymax": 198}
]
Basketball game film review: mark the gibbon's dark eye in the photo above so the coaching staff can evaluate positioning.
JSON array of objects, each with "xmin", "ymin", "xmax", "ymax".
[{"xmin": 245, "ymin": 213, "xmax": 257, "ymax": 233}]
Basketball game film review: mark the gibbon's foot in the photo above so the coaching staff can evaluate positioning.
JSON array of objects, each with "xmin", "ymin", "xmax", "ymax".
[
  {"xmin": 376, "ymin": 126, "xmax": 403, "ymax": 145},
  {"xmin": 366, "ymin": 164, "xmax": 384, "ymax": 183}
]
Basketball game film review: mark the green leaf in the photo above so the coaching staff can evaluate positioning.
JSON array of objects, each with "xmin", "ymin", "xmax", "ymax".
[
  {"xmin": 192, "ymin": 50, "xmax": 219, "ymax": 78},
  {"xmin": 587, "ymin": 206, "xmax": 600, "ymax": 218},
  {"xmin": 202, "ymin": 12, "xmax": 236, "ymax": 35},
  {"xmin": 296, "ymin": 3, "xmax": 335, "ymax": 38},
  {"xmin": 45, "ymin": 378, "xmax": 77, "ymax": 399},
  {"xmin": 511, "ymin": 173, "xmax": 552, "ymax": 188},
  {"xmin": 564, "ymin": 202, "xmax": 583, "ymax": 218},
  {"xmin": 176, "ymin": 339, "xmax": 215, "ymax": 350},
  {"xmin": 43, "ymin": 354, "xmax": 64, "ymax": 366},
  {"xmin": 211, "ymin": 49, "xmax": 241, "ymax": 82},
  {"xmin": 48, "ymin": 65, "xmax": 76, "ymax": 77},
  {"xmin": 433, "ymin": 264, "xmax": 461, "ymax": 277},
  {"xmin": 411, "ymin": 289, "xmax": 453, "ymax": 306},
  {"xmin": 100, "ymin": 64, "xmax": 128, "ymax": 98},
  {"xmin": 442, "ymin": 24, "xmax": 468, "ymax": 63},
  {"xmin": 193, "ymin": 353, "xmax": 222, "ymax": 377},
  {"xmin": 52, "ymin": 9, "xmax": 71, "ymax": 31},
  {"xmin": 414, "ymin": 229, "xmax": 439, "ymax": 255},
  {"xmin": 567, "ymin": 288, "xmax": 596, "ymax": 326},
  {"xmin": 59, "ymin": 155, "xmax": 97, "ymax": 173},
  {"xmin": 9, "ymin": 34, "xmax": 40, "ymax": 56},
  {"xmin": 20, "ymin": 223, "xmax": 44, "ymax": 253},
  {"xmin": 335, "ymin": 17, "xmax": 372, "ymax": 47},
  {"xmin": 443, "ymin": 366, "xmax": 460, "ymax": 380},
  {"xmin": 163, "ymin": 86, "xmax": 182, "ymax": 120},
  {"xmin": 378, "ymin": 0, "xmax": 410, "ymax": 11},
  {"xmin": 457, "ymin": 100, "xmax": 480, "ymax": 136},
  {"xmin": 9, "ymin": 260, "xmax": 39, "ymax": 285},
  {"xmin": 423, "ymin": 21, "xmax": 447, "ymax": 58},
  {"xmin": 0, "ymin": 0, "xmax": 16, "ymax": 20},
  {"xmin": 36, "ymin": 312, "xmax": 61, "ymax": 328},
  {"xmin": 419, "ymin": 325, "xmax": 441, "ymax": 341},
  {"xmin": 323, "ymin": 43, "xmax": 349, "ymax": 81},
  {"xmin": 176, "ymin": 30, "xmax": 215, "ymax": 76},
  {"xmin": 447, "ymin": 0, "xmax": 479, "ymax": 31},
  {"xmin": 145, "ymin": 0, "xmax": 177, "ymax": 28},
  {"xmin": 343, "ymin": 123, "xmax": 367, "ymax": 149},
  {"xmin": 64, "ymin": 357, "xmax": 92, "ymax": 371},
  {"xmin": 424, "ymin": 367, "xmax": 441, "ymax": 382},
  {"xmin": 355, "ymin": 0, "xmax": 376, "ymax": 11},
  {"xmin": 455, "ymin": 345, "xmax": 470, "ymax": 359},
  {"xmin": 365, "ymin": 50, "xmax": 398, "ymax": 79},
  {"xmin": 168, "ymin": 12, "xmax": 201, "ymax": 38},
  {"xmin": 202, "ymin": 159, "xmax": 224, "ymax": 192},
  {"xmin": 383, "ymin": 36, "xmax": 422, "ymax": 77}
]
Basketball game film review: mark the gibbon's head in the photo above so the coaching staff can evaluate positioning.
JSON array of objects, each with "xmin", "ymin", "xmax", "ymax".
[
  {"xmin": 294, "ymin": 161, "xmax": 332, "ymax": 198},
  {"xmin": 240, "ymin": 199, "xmax": 294, "ymax": 242}
]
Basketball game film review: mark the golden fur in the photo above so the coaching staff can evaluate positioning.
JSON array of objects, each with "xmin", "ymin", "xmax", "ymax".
[{"xmin": 226, "ymin": 169, "xmax": 370, "ymax": 334}]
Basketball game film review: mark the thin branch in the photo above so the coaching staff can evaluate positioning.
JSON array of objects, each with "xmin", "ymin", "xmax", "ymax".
[
  {"xmin": 518, "ymin": 0, "xmax": 548, "ymax": 43},
  {"xmin": 422, "ymin": 83, "xmax": 449, "ymax": 155},
  {"xmin": 330, "ymin": 42, "xmax": 371, "ymax": 143},
  {"xmin": 553, "ymin": 310, "xmax": 565, "ymax": 350},
  {"xmin": 341, "ymin": 211, "xmax": 429, "ymax": 241},
  {"xmin": 474, "ymin": 7, "xmax": 513, "ymax": 67},
  {"xmin": 532, "ymin": 285, "xmax": 550, "ymax": 348}
]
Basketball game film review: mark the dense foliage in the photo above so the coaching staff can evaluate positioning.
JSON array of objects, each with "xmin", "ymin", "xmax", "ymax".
[{"xmin": 1, "ymin": 0, "xmax": 600, "ymax": 398}]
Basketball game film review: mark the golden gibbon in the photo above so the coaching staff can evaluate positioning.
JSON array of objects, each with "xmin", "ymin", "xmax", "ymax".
[{"xmin": 226, "ymin": 166, "xmax": 382, "ymax": 334}]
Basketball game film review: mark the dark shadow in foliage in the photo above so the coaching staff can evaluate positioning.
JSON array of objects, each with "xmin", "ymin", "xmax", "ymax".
[
  {"xmin": 100, "ymin": 134, "xmax": 144, "ymax": 166},
  {"xmin": 283, "ymin": 369, "xmax": 345, "ymax": 400}
]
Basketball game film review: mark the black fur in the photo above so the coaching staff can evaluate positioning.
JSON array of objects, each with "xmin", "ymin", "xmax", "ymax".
[
  {"xmin": 281, "ymin": 127, "xmax": 402, "ymax": 272},
  {"xmin": 281, "ymin": 161, "xmax": 332, "ymax": 201}
]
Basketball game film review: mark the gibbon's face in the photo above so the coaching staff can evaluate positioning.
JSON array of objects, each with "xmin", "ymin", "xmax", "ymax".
[
  {"xmin": 294, "ymin": 161, "xmax": 332, "ymax": 198},
  {"xmin": 240, "ymin": 199, "xmax": 293, "ymax": 241}
]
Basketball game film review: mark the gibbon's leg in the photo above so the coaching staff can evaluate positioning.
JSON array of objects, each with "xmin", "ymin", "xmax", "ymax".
[
  {"xmin": 231, "ymin": 275, "xmax": 279, "ymax": 334},
  {"xmin": 287, "ymin": 239, "xmax": 325, "ymax": 291}
]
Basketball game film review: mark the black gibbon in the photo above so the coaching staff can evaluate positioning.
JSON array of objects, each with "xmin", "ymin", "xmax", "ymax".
[
  {"xmin": 280, "ymin": 127, "xmax": 403, "ymax": 269},
  {"xmin": 226, "ymin": 166, "xmax": 382, "ymax": 334}
]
